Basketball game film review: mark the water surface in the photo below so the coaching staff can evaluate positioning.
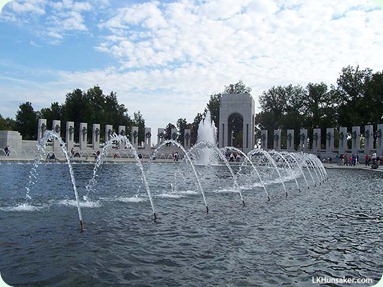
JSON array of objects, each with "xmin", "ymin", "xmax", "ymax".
[{"xmin": 0, "ymin": 163, "xmax": 382, "ymax": 286}]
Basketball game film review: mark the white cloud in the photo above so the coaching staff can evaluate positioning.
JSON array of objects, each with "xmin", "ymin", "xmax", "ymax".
[{"xmin": 1, "ymin": 0, "xmax": 383, "ymax": 134}]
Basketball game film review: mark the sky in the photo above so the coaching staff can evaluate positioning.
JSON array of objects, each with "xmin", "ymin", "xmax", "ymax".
[{"xmin": 1, "ymin": 0, "xmax": 383, "ymax": 136}]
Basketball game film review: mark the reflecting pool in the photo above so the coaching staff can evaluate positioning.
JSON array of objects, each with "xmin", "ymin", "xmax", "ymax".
[{"xmin": 0, "ymin": 162, "xmax": 382, "ymax": 286}]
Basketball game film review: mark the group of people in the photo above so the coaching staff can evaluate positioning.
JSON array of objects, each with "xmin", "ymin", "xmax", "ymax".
[
  {"xmin": 333, "ymin": 152, "xmax": 381, "ymax": 168},
  {"xmin": 365, "ymin": 152, "xmax": 380, "ymax": 169},
  {"xmin": 335, "ymin": 153, "xmax": 359, "ymax": 166},
  {"xmin": 228, "ymin": 152, "xmax": 241, "ymax": 162}
]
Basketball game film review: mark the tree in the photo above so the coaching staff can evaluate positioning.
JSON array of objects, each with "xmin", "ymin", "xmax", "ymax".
[
  {"xmin": 15, "ymin": 102, "xmax": 38, "ymax": 140},
  {"xmin": 164, "ymin": 123, "xmax": 176, "ymax": 141},
  {"xmin": 191, "ymin": 113, "xmax": 203, "ymax": 145},
  {"xmin": 224, "ymin": 80, "xmax": 252, "ymax": 94},
  {"xmin": 0, "ymin": 114, "xmax": 16, "ymax": 131},
  {"xmin": 133, "ymin": 111, "xmax": 145, "ymax": 144},
  {"xmin": 39, "ymin": 102, "xmax": 63, "ymax": 129},
  {"xmin": 176, "ymin": 118, "xmax": 188, "ymax": 144},
  {"xmin": 205, "ymin": 93, "xmax": 221, "ymax": 129},
  {"xmin": 334, "ymin": 65, "xmax": 373, "ymax": 127}
]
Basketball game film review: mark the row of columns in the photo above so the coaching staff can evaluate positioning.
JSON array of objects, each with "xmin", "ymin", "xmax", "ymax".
[
  {"xmin": 260, "ymin": 124, "xmax": 383, "ymax": 155},
  {"xmin": 37, "ymin": 119, "xmax": 193, "ymax": 151}
]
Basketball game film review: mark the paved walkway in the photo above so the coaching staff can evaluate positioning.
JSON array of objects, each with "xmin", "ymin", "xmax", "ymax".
[
  {"xmin": 1, "ymin": 156, "xmax": 383, "ymax": 172},
  {"xmin": 323, "ymin": 163, "xmax": 383, "ymax": 172}
]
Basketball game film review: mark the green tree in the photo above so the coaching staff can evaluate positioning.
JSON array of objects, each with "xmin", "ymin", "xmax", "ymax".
[
  {"xmin": 39, "ymin": 102, "xmax": 63, "ymax": 129},
  {"xmin": 176, "ymin": 118, "xmax": 188, "ymax": 144},
  {"xmin": 164, "ymin": 123, "xmax": 176, "ymax": 141},
  {"xmin": 205, "ymin": 93, "xmax": 221, "ymax": 128},
  {"xmin": 15, "ymin": 102, "xmax": 38, "ymax": 140},
  {"xmin": 133, "ymin": 111, "xmax": 145, "ymax": 144},
  {"xmin": 0, "ymin": 114, "xmax": 16, "ymax": 131},
  {"xmin": 334, "ymin": 65, "xmax": 373, "ymax": 127},
  {"xmin": 224, "ymin": 80, "xmax": 252, "ymax": 94}
]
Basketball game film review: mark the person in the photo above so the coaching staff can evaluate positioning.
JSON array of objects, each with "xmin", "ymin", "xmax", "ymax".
[
  {"xmin": 46, "ymin": 152, "xmax": 56, "ymax": 160},
  {"xmin": 4, "ymin": 146, "xmax": 10, "ymax": 156},
  {"xmin": 236, "ymin": 153, "xmax": 241, "ymax": 162},
  {"xmin": 71, "ymin": 148, "xmax": 75, "ymax": 157},
  {"xmin": 173, "ymin": 151, "xmax": 179, "ymax": 161},
  {"xmin": 365, "ymin": 154, "xmax": 370, "ymax": 166}
]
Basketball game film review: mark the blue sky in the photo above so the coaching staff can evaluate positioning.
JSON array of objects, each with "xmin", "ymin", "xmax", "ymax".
[{"xmin": 1, "ymin": 0, "xmax": 383, "ymax": 134}]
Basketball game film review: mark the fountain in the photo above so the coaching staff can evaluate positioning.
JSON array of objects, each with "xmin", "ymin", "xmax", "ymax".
[
  {"xmin": 194, "ymin": 110, "xmax": 218, "ymax": 165},
  {"xmin": 2, "ymin": 127, "xmax": 383, "ymax": 287}
]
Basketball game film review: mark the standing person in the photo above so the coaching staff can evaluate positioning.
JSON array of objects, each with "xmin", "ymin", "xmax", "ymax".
[{"xmin": 365, "ymin": 154, "xmax": 370, "ymax": 166}]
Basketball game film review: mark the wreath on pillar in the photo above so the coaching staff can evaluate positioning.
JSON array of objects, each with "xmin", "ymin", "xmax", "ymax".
[
  {"xmin": 185, "ymin": 133, "xmax": 190, "ymax": 140},
  {"xmin": 133, "ymin": 130, "xmax": 138, "ymax": 138},
  {"xmin": 364, "ymin": 131, "xmax": 370, "ymax": 139},
  {"xmin": 339, "ymin": 132, "xmax": 344, "ymax": 140},
  {"xmin": 352, "ymin": 131, "xmax": 357, "ymax": 139},
  {"xmin": 326, "ymin": 132, "xmax": 331, "ymax": 140},
  {"xmin": 377, "ymin": 129, "xmax": 382, "ymax": 138},
  {"xmin": 158, "ymin": 132, "xmax": 164, "ymax": 139},
  {"xmin": 55, "ymin": 124, "xmax": 60, "ymax": 133},
  {"xmin": 145, "ymin": 132, "xmax": 151, "ymax": 138},
  {"xmin": 172, "ymin": 132, "xmax": 177, "ymax": 140}
]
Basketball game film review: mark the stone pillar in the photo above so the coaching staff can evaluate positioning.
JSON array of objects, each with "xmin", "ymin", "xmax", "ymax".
[
  {"xmin": 364, "ymin": 125, "xmax": 374, "ymax": 155},
  {"xmin": 286, "ymin": 129, "xmax": 294, "ymax": 151},
  {"xmin": 273, "ymin": 129, "xmax": 281, "ymax": 150},
  {"xmin": 157, "ymin": 128, "xmax": 165, "ymax": 146},
  {"xmin": 144, "ymin": 128, "xmax": 152, "ymax": 148},
  {"xmin": 338, "ymin": 127, "xmax": 347, "ymax": 154},
  {"xmin": 79, "ymin": 123, "xmax": 88, "ymax": 150},
  {"xmin": 184, "ymin": 129, "xmax": 191, "ymax": 150},
  {"xmin": 376, "ymin": 124, "xmax": 383, "ymax": 155},
  {"xmin": 118, "ymin": 125, "xmax": 126, "ymax": 137},
  {"xmin": 105, "ymin": 125, "xmax": 113, "ymax": 143},
  {"xmin": 299, "ymin": 128, "xmax": 307, "ymax": 151},
  {"xmin": 312, "ymin": 128, "xmax": 321, "ymax": 152},
  {"xmin": 131, "ymin": 126, "xmax": 139, "ymax": 146},
  {"xmin": 66, "ymin": 121, "xmax": 75, "ymax": 152},
  {"xmin": 325, "ymin": 128, "xmax": 334, "ymax": 153},
  {"xmin": 37, "ymin": 119, "xmax": 47, "ymax": 142},
  {"xmin": 52, "ymin": 120, "xmax": 61, "ymax": 153},
  {"xmin": 351, "ymin": 126, "xmax": 361, "ymax": 155},
  {"xmin": 92, "ymin": 124, "xmax": 100, "ymax": 150},
  {"xmin": 171, "ymin": 128, "xmax": 178, "ymax": 141},
  {"xmin": 260, "ymin": 130, "xmax": 268, "ymax": 149}
]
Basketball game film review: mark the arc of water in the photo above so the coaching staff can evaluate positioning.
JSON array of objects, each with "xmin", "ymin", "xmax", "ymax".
[
  {"xmin": 248, "ymin": 149, "xmax": 288, "ymax": 197},
  {"xmin": 223, "ymin": 147, "xmax": 270, "ymax": 201},
  {"xmin": 269, "ymin": 150, "xmax": 300, "ymax": 192},
  {"xmin": 149, "ymin": 140, "xmax": 209, "ymax": 213},
  {"xmin": 26, "ymin": 130, "xmax": 84, "ymax": 231},
  {"xmin": 86, "ymin": 133, "xmax": 157, "ymax": 220},
  {"xmin": 188, "ymin": 141, "xmax": 246, "ymax": 206},
  {"xmin": 281, "ymin": 152, "xmax": 309, "ymax": 189},
  {"xmin": 309, "ymin": 154, "xmax": 327, "ymax": 181},
  {"xmin": 295, "ymin": 153, "xmax": 316, "ymax": 186},
  {"xmin": 304, "ymin": 154, "xmax": 321, "ymax": 185}
]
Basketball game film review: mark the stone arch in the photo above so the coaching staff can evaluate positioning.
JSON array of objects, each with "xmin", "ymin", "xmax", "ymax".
[
  {"xmin": 219, "ymin": 93, "xmax": 255, "ymax": 153},
  {"xmin": 227, "ymin": 113, "xmax": 244, "ymax": 148}
]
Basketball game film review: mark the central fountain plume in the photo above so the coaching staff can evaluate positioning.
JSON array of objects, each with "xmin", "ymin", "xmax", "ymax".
[{"xmin": 195, "ymin": 110, "xmax": 218, "ymax": 165}]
